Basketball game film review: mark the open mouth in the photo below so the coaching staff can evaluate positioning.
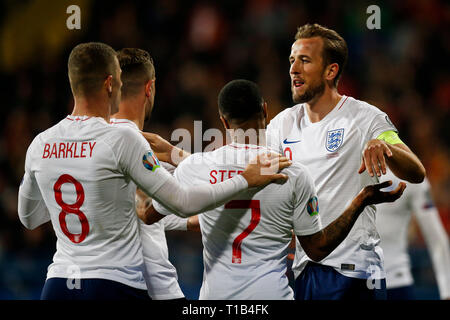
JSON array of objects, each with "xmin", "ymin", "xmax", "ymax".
[{"xmin": 293, "ymin": 80, "xmax": 305, "ymax": 88}]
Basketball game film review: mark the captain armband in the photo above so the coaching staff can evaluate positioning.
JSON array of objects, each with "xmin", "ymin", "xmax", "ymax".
[{"xmin": 376, "ymin": 130, "xmax": 404, "ymax": 145}]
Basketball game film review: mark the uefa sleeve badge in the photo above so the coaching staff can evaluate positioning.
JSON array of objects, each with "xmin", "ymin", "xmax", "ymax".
[
  {"xmin": 306, "ymin": 196, "xmax": 319, "ymax": 216},
  {"xmin": 142, "ymin": 150, "xmax": 161, "ymax": 172}
]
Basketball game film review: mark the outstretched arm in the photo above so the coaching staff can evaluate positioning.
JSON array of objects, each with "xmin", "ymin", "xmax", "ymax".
[
  {"xmin": 121, "ymin": 128, "xmax": 291, "ymax": 217},
  {"xmin": 298, "ymin": 181, "xmax": 406, "ymax": 262},
  {"xmin": 136, "ymin": 152, "xmax": 291, "ymax": 217}
]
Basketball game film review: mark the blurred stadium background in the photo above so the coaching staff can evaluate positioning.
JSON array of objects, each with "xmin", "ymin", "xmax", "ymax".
[{"xmin": 0, "ymin": 0, "xmax": 448, "ymax": 299}]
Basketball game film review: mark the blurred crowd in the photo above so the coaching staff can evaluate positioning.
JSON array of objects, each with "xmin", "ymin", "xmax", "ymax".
[{"xmin": 0, "ymin": 0, "xmax": 448, "ymax": 299}]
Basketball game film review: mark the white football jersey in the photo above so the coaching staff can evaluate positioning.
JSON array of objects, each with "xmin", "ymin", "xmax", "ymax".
[
  {"xmin": 376, "ymin": 171, "xmax": 450, "ymax": 298},
  {"xmin": 153, "ymin": 143, "xmax": 322, "ymax": 300},
  {"xmin": 19, "ymin": 115, "xmax": 174, "ymax": 289},
  {"xmin": 110, "ymin": 118, "xmax": 184, "ymax": 299},
  {"xmin": 266, "ymin": 95, "xmax": 396, "ymax": 279}
]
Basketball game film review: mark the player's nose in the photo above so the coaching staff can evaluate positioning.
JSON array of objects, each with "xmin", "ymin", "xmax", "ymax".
[{"xmin": 290, "ymin": 60, "xmax": 301, "ymax": 75}]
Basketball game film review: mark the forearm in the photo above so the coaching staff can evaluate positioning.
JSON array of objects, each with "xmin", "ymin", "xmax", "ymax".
[
  {"xmin": 416, "ymin": 210, "xmax": 450, "ymax": 299},
  {"xmin": 298, "ymin": 181, "xmax": 406, "ymax": 262},
  {"xmin": 162, "ymin": 214, "xmax": 189, "ymax": 231},
  {"xmin": 429, "ymin": 240, "xmax": 450, "ymax": 299},
  {"xmin": 151, "ymin": 174, "xmax": 248, "ymax": 217},
  {"xmin": 386, "ymin": 143, "xmax": 425, "ymax": 183},
  {"xmin": 318, "ymin": 196, "xmax": 366, "ymax": 258},
  {"xmin": 301, "ymin": 195, "xmax": 366, "ymax": 261},
  {"xmin": 18, "ymin": 194, "xmax": 51, "ymax": 230}
]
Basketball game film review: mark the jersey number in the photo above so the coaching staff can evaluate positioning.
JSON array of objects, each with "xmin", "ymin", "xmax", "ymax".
[
  {"xmin": 284, "ymin": 147, "xmax": 293, "ymax": 160},
  {"xmin": 54, "ymin": 174, "xmax": 89, "ymax": 243},
  {"xmin": 224, "ymin": 200, "xmax": 261, "ymax": 264}
]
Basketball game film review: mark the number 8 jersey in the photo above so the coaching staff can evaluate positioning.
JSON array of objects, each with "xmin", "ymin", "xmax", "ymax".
[{"xmin": 18, "ymin": 115, "xmax": 174, "ymax": 290}]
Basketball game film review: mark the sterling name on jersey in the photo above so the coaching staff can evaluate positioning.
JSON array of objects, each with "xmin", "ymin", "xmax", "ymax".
[
  {"xmin": 153, "ymin": 143, "xmax": 322, "ymax": 300},
  {"xmin": 266, "ymin": 95, "xmax": 397, "ymax": 279},
  {"xmin": 20, "ymin": 115, "xmax": 174, "ymax": 289}
]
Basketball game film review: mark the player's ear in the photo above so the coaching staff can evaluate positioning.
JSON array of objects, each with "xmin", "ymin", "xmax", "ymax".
[
  {"xmin": 262, "ymin": 101, "xmax": 268, "ymax": 122},
  {"xmin": 220, "ymin": 115, "xmax": 230, "ymax": 130},
  {"xmin": 325, "ymin": 63, "xmax": 339, "ymax": 83},
  {"xmin": 145, "ymin": 79, "xmax": 153, "ymax": 98},
  {"xmin": 104, "ymin": 75, "xmax": 113, "ymax": 95}
]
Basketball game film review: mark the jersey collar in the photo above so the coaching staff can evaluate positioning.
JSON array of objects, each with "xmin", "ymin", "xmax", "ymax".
[
  {"xmin": 65, "ymin": 115, "xmax": 108, "ymax": 124},
  {"xmin": 303, "ymin": 95, "xmax": 348, "ymax": 125},
  {"xmin": 110, "ymin": 118, "xmax": 139, "ymax": 131},
  {"xmin": 228, "ymin": 142, "xmax": 264, "ymax": 150}
]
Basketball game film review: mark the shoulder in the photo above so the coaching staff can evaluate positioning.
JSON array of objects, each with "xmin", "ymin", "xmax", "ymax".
[
  {"xmin": 345, "ymin": 96, "xmax": 387, "ymax": 118},
  {"xmin": 26, "ymin": 119, "xmax": 65, "ymax": 155},
  {"xmin": 282, "ymin": 161, "xmax": 313, "ymax": 180},
  {"xmin": 268, "ymin": 104, "xmax": 303, "ymax": 128},
  {"xmin": 282, "ymin": 161, "xmax": 315, "ymax": 191},
  {"xmin": 105, "ymin": 124, "xmax": 148, "ymax": 148},
  {"xmin": 176, "ymin": 151, "xmax": 210, "ymax": 173},
  {"xmin": 173, "ymin": 151, "xmax": 213, "ymax": 183},
  {"xmin": 179, "ymin": 152, "xmax": 203, "ymax": 167}
]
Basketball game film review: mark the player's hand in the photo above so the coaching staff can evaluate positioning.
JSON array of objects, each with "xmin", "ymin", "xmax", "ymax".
[
  {"xmin": 358, "ymin": 139, "xmax": 393, "ymax": 177},
  {"xmin": 187, "ymin": 215, "xmax": 200, "ymax": 232},
  {"xmin": 135, "ymin": 188, "xmax": 152, "ymax": 221},
  {"xmin": 141, "ymin": 132, "xmax": 190, "ymax": 166},
  {"xmin": 241, "ymin": 152, "xmax": 291, "ymax": 188},
  {"xmin": 358, "ymin": 180, "xmax": 406, "ymax": 206}
]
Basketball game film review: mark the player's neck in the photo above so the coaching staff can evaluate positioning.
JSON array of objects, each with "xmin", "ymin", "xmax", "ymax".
[
  {"xmin": 231, "ymin": 134, "xmax": 265, "ymax": 146},
  {"xmin": 305, "ymin": 88, "xmax": 342, "ymax": 123},
  {"xmin": 71, "ymin": 95, "xmax": 111, "ymax": 121},
  {"xmin": 229, "ymin": 120, "xmax": 266, "ymax": 146},
  {"xmin": 114, "ymin": 98, "xmax": 145, "ymax": 130}
]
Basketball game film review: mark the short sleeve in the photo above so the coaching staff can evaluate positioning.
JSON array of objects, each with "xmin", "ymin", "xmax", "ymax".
[
  {"xmin": 291, "ymin": 168, "xmax": 323, "ymax": 236},
  {"xmin": 356, "ymin": 103, "xmax": 398, "ymax": 142},
  {"xmin": 265, "ymin": 118, "xmax": 283, "ymax": 154},
  {"xmin": 19, "ymin": 138, "xmax": 43, "ymax": 200},
  {"xmin": 113, "ymin": 127, "xmax": 173, "ymax": 196}
]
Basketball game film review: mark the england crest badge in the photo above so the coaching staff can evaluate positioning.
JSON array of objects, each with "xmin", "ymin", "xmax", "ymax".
[{"xmin": 325, "ymin": 128, "xmax": 344, "ymax": 152}]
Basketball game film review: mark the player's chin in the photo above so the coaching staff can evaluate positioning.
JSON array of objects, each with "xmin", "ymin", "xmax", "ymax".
[{"xmin": 292, "ymin": 91, "xmax": 308, "ymax": 104}]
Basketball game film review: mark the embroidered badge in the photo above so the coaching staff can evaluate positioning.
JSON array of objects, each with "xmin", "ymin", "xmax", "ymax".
[
  {"xmin": 142, "ymin": 150, "xmax": 160, "ymax": 172},
  {"xmin": 326, "ymin": 128, "xmax": 344, "ymax": 152},
  {"xmin": 307, "ymin": 196, "xmax": 319, "ymax": 216}
]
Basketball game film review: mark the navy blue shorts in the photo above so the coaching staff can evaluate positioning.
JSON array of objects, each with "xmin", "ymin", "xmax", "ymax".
[
  {"xmin": 387, "ymin": 285, "xmax": 415, "ymax": 300},
  {"xmin": 41, "ymin": 278, "xmax": 151, "ymax": 300},
  {"xmin": 294, "ymin": 262, "xmax": 387, "ymax": 300}
]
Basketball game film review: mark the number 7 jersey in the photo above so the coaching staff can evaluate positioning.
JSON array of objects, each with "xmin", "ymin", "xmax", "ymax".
[
  {"xmin": 153, "ymin": 143, "xmax": 322, "ymax": 299},
  {"xmin": 19, "ymin": 115, "xmax": 173, "ymax": 290}
]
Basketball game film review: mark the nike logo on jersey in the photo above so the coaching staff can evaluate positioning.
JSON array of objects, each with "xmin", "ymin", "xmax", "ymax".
[{"xmin": 283, "ymin": 138, "xmax": 301, "ymax": 144}]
